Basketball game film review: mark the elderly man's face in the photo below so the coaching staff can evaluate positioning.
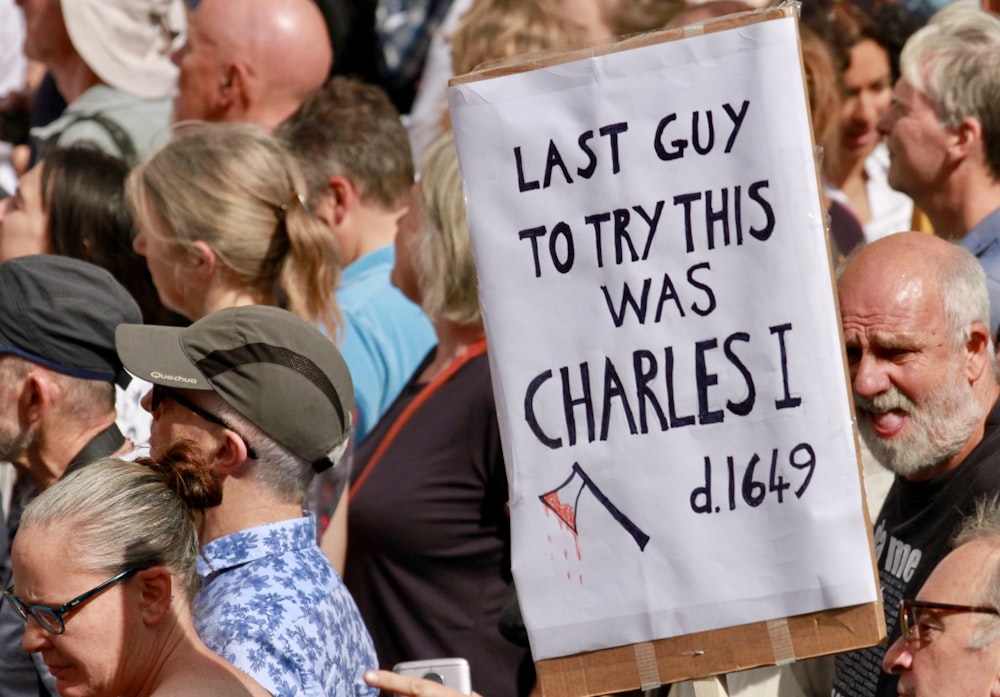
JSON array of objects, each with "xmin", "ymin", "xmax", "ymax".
[
  {"xmin": 170, "ymin": 0, "xmax": 227, "ymax": 123},
  {"xmin": 883, "ymin": 541, "xmax": 1000, "ymax": 697},
  {"xmin": 839, "ymin": 255, "xmax": 981, "ymax": 480},
  {"xmin": 877, "ymin": 78, "xmax": 953, "ymax": 205}
]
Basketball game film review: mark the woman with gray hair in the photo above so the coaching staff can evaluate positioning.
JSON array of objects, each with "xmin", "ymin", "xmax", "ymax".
[
  {"xmin": 338, "ymin": 131, "xmax": 532, "ymax": 697},
  {"xmin": 3, "ymin": 448, "xmax": 269, "ymax": 697}
]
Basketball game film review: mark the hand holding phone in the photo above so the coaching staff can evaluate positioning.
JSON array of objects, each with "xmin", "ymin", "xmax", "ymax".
[{"xmin": 390, "ymin": 658, "xmax": 472, "ymax": 695}]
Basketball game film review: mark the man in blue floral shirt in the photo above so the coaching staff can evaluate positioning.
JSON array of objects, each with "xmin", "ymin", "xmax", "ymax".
[{"xmin": 116, "ymin": 305, "xmax": 378, "ymax": 697}]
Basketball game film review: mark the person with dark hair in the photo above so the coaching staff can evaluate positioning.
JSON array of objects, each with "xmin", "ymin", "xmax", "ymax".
[
  {"xmin": 0, "ymin": 146, "xmax": 182, "ymax": 326},
  {"xmin": 5, "ymin": 450, "xmax": 269, "ymax": 697},
  {"xmin": 800, "ymin": 25, "xmax": 865, "ymax": 258},
  {"xmin": 0, "ymin": 145, "xmax": 188, "ymax": 445},
  {"xmin": 803, "ymin": 2, "xmax": 915, "ymax": 243}
]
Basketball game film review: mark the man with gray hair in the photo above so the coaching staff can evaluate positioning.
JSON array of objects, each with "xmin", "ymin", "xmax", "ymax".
[
  {"xmin": 882, "ymin": 501, "xmax": 1000, "ymax": 696},
  {"xmin": 0, "ymin": 255, "xmax": 143, "ymax": 697},
  {"xmin": 832, "ymin": 232, "xmax": 1000, "ymax": 697},
  {"xmin": 116, "ymin": 305, "xmax": 378, "ymax": 697},
  {"xmin": 876, "ymin": 4, "xmax": 1000, "ymax": 333}
]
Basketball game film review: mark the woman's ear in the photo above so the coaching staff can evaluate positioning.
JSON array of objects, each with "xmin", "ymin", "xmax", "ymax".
[
  {"xmin": 135, "ymin": 566, "xmax": 173, "ymax": 626},
  {"xmin": 189, "ymin": 240, "xmax": 218, "ymax": 274}
]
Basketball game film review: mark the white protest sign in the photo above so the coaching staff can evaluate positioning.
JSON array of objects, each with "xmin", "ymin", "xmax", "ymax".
[{"xmin": 448, "ymin": 14, "xmax": 878, "ymax": 661}]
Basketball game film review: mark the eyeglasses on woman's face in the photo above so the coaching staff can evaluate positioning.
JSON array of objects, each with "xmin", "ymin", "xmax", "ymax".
[{"xmin": 3, "ymin": 567, "xmax": 144, "ymax": 635}]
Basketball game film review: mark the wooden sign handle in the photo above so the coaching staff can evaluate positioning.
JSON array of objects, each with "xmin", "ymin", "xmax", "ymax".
[{"xmin": 692, "ymin": 676, "xmax": 729, "ymax": 697}]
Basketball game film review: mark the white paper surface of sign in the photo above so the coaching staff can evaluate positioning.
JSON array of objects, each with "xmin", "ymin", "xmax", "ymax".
[{"xmin": 448, "ymin": 16, "xmax": 877, "ymax": 661}]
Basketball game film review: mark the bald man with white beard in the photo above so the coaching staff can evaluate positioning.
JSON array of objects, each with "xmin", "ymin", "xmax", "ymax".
[{"xmin": 832, "ymin": 232, "xmax": 1000, "ymax": 697}]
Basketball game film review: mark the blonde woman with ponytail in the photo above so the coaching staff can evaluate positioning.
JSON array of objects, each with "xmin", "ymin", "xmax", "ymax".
[{"xmin": 127, "ymin": 122, "xmax": 341, "ymax": 337}]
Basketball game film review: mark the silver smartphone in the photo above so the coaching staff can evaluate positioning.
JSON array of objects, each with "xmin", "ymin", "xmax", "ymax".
[{"xmin": 392, "ymin": 657, "xmax": 472, "ymax": 694}]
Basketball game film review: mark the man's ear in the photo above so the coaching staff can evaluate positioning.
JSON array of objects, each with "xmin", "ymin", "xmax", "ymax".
[
  {"xmin": 327, "ymin": 175, "xmax": 357, "ymax": 226},
  {"xmin": 218, "ymin": 60, "xmax": 253, "ymax": 113},
  {"xmin": 212, "ymin": 428, "xmax": 253, "ymax": 478},
  {"xmin": 136, "ymin": 566, "xmax": 172, "ymax": 626},
  {"xmin": 965, "ymin": 320, "xmax": 992, "ymax": 382},
  {"xmin": 949, "ymin": 116, "xmax": 984, "ymax": 164},
  {"xmin": 21, "ymin": 370, "xmax": 55, "ymax": 427},
  {"xmin": 990, "ymin": 653, "xmax": 1000, "ymax": 697}
]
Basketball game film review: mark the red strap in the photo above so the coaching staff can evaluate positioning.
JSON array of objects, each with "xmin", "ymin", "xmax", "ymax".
[{"xmin": 349, "ymin": 337, "xmax": 488, "ymax": 502}]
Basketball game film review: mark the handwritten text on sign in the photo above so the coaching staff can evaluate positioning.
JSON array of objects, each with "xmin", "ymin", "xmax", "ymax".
[{"xmin": 449, "ymin": 15, "xmax": 876, "ymax": 660}]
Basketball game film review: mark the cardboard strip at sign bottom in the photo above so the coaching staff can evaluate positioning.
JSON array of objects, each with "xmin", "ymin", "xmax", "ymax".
[{"xmin": 535, "ymin": 602, "xmax": 885, "ymax": 697}]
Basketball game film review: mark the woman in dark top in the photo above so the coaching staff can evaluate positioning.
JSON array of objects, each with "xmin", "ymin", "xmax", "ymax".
[{"xmin": 341, "ymin": 132, "xmax": 533, "ymax": 697}]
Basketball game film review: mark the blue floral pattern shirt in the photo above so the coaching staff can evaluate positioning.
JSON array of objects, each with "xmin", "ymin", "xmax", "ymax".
[{"xmin": 194, "ymin": 515, "xmax": 378, "ymax": 697}]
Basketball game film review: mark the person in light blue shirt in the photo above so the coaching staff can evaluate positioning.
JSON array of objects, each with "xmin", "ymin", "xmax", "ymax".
[
  {"xmin": 116, "ymin": 305, "xmax": 378, "ymax": 697},
  {"xmin": 338, "ymin": 245, "xmax": 437, "ymax": 442},
  {"xmin": 958, "ymin": 209, "xmax": 1000, "ymax": 338},
  {"xmin": 195, "ymin": 515, "xmax": 377, "ymax": 697},
  {"xmin": 276, "ymin": 76, "xmax": 435, "ymax": 445}
]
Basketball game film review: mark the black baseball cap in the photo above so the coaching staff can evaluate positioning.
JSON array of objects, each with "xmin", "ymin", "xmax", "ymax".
[
  {"xmin": 0, "ymin": 255, "xmax": 142, "ymax": 387},
  {"xmin": 116, "ymin": 305, "xmax": 354, "ymax": 472}
]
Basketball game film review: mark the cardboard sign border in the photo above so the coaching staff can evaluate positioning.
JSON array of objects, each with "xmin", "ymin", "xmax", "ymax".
[
  {"xmin": 535, "ymin": 602, "xmax": 883, "ymax": 696},
  {"xmin": 451, "ymin": 6, "xmax": 798, "ymax": 87},
  {"xmin": 450, "ymin": 7, "xmax": 886, "ymax": 695}
]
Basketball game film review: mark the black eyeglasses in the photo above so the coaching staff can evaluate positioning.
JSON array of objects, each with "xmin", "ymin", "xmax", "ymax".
[
  {"xmin": 150, "ymin": 385, "xmax": 258, "ymax": 459},
  {"xmin": 3, "ymin": 568, "xmax": 143, "ymax": 635},
  {"xmin": 899, "ymin": 598, "xmax": 1000, "ymax": 644}
]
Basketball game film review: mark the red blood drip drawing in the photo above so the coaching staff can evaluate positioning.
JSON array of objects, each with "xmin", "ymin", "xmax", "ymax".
[
  {"xmin": 541, "ymin": 490, "xmax": 576, "ymax": 531},
  {"xmin": 542, "ymin": 502, "xmax": 582, "ymax": 565},
  {"xmin": 539, "ymin": 462, "xmax": 650, "ymax": 551}
]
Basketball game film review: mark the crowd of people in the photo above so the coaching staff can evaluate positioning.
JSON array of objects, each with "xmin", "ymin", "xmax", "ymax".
[{"xmin": 1, "ymin": 0, "xmax": 1000, "ymax": 697}]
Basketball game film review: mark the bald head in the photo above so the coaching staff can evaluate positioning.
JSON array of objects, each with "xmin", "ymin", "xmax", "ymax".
[
  {"xmin": 172, "ymin": 0, "xmax": 333, "ymax": 131},
  {"xmin": 838, "ymin": 232, "xmax": 997, "ymax": 480},
  {"xmin": 839, "ymin": 232, "xmax": 991, "ymax": 346}
]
